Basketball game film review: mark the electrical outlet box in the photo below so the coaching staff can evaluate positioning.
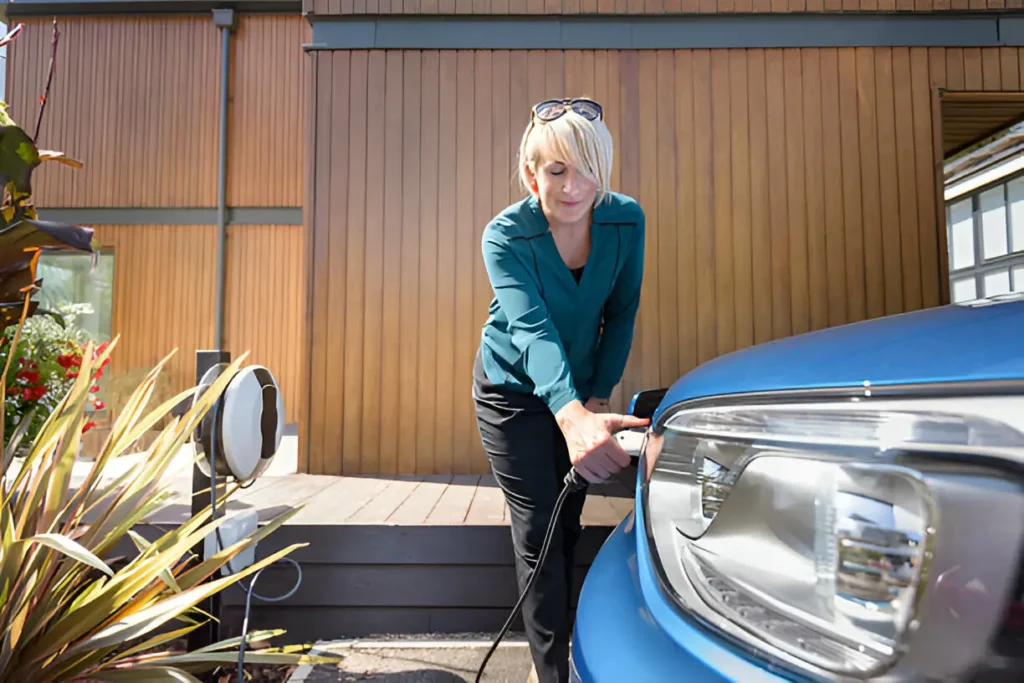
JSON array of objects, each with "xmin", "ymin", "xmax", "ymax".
[{"xmin": 205, "ymin": 508, "xmax": 259, "ymax": 577}]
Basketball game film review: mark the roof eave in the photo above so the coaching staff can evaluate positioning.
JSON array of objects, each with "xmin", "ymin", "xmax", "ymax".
[{"xmin": 0, "ymin": 0, "xmax": 300, "ymax": 18}]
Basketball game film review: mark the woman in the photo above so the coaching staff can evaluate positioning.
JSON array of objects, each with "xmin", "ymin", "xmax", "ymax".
[{"xmin": 473, "ymin": 97, "xmax": 649, "ymax": 683}]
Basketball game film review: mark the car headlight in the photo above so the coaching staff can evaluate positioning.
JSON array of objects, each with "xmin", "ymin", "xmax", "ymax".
[{"xmin": 641, "ymin": 391, "xmax": 1024, "ymax": 681}]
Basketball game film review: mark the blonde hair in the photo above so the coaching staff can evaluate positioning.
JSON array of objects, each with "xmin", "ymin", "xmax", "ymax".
[{"xmin": 517, "ymin": 104, "xmax": 614, "ymax": 207}]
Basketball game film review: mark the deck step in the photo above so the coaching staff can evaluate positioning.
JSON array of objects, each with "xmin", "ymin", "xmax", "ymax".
[{"xmin": 104, "ymin": 466, "xmax": 636, "ymax": 643}]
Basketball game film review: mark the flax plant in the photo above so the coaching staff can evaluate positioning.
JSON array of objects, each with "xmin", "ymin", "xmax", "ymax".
[{"xmin": 0, "ymin": 312, "xmax": 337, "ymax": 682}]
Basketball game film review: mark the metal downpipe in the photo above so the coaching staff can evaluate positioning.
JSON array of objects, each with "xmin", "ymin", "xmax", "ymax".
[
  {"xmin": 186, "ymin": 10, "xmax": 235, "ymax": 656},
  {"xmin": 213, "ymin": 13, "xmax": 233, "ymax": 350}
]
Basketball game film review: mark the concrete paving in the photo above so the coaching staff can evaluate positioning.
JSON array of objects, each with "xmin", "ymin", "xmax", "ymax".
[{"xmin": 289, "ymin": 636, "xmax": 535, "ymax": 683}]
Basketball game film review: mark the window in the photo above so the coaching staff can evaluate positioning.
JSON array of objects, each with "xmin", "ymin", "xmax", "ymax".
[
  {"xmin": 34, "ymin": 249, "xmax": 115, "ymax": 343},
  {"xmin": 946, "ymin": 170, "xmax": 1024, "ymax": 303}
]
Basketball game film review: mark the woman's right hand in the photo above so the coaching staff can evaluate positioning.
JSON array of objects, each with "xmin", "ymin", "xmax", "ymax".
[{"xmin": 554, "ymin": 400, "xmax": 650, "ymax": 483}]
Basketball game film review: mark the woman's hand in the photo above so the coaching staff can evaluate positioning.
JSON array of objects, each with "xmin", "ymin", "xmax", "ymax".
[{"xmin": 554, "ymin": 400, "xmax": 650, "ymax": 483}]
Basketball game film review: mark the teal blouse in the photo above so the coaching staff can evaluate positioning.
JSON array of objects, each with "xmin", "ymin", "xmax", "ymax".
[{"xmin": 478, "ymin": 191, "xmax": 646, "ymax": 415}]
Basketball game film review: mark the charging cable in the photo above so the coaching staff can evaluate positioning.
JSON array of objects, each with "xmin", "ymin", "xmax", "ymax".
[{"xmin": 474, "ymin": 467, "xmax": 589, "ymax": 683}]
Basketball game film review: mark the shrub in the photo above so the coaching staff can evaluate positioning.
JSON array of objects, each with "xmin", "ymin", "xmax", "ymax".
[
  {"xmin": 1, "ymin": 332, "xmax": 336, "ymax": 681},
  {"xmin": 3, "ymin": 309, "xmax": 108, "ymax": 455}
]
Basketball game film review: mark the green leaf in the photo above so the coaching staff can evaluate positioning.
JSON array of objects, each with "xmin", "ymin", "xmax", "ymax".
[
  {"xmin": 145, "ymin": 651, "xmax": 344, "ymax": 667},
  {"xmin": 190, "ymin": 629, "xmax": 286, "ymax": 654},
  {"xmin": 126, "ymin": 530, "xmax": 181, "ymax": 593},
  {"xmin": 0, "ymin": 124, "xmax": 40, "ymax": 198},
  {"xmin": 70, "ymin": 543, "xmax": 306, "ymax": 654},
  {"xmin": 110, "ymin": 622, "xmax": 202, "ymax": 663},
  {"xmin": 85, "ymin": 666, "xmax": 203, "ymax": 682},
  {"xmin": 27, "ymin": 533, "xmax": 114, "ymax": 577}
]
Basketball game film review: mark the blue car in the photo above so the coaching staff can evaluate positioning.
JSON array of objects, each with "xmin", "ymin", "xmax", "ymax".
[{"xmin": 572, "ymin": 292, "xmax": 1024, "ymax": 683}]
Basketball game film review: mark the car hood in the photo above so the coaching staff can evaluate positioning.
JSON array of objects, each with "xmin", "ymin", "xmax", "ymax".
[{"xmin": 657, "ymin": 295, "xmax": 1024, "ymax": 416}]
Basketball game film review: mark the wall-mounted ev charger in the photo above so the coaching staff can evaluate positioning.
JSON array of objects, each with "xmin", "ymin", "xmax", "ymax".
[
  {"xmin": 191, "ymin": 362, "xmax": 286, "ymax": 573},
  {"xmin": 189, "ymin": 360, "xmax": 302, "ymax": 683}
]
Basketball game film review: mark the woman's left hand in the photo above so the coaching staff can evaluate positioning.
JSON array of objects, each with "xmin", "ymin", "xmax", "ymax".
[{"xmin": 585, "ymin": 397, "xmax": 610, "ymax": 413}]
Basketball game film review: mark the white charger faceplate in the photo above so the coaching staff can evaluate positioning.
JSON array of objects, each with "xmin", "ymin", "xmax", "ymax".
[{"xmin": 193, "ymin": 363, "xmax": 285, "ymax": 485}]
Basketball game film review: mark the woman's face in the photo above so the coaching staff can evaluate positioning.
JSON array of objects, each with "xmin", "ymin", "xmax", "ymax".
[{"xmin": 529, "ymin": 157, "xmax": 598, "ymax": 227}]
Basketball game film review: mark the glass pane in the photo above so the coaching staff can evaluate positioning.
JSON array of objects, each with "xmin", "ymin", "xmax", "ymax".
[
  {"xmin": 952, "ymin": 276, "xmax": 977, "ymax": 303},
  {"xmin": 1014, "ymin": 265, "xmax": 1024, "ymax": 292},
  {"xmin": 949, "ymin": 198, "xmax": 975, "ymax": 270},
  {"xmin": 984, "ymin": 269, "xmax": 1011, "ymax": 298},
  {"xmin": 35, "ymin": 251, "xmax": 115, "ymax": 343},
  {"xmin": 1012, "ymin": 177, "xmax": 1024, "ymax": 254},
  {"xmin": 974, "ymin": 185, "xmax": 1007, "ymax": 260},
  {"xmin": 980, "ymin": 186, "xmax": 1009, "ymax": 260}
]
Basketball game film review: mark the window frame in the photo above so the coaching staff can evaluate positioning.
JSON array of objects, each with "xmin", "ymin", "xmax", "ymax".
[
  {"xmin": 946, "ymin": 166, "xmax": 1024, "ymax": 302},
  {"xmin": 33, "ymin": 246, "xmax": 116, "ymax": 343}
]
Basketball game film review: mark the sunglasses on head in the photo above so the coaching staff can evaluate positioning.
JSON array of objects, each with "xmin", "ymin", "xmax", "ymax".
[{"xmin": 531, "ymin": 98, "xmax": 603, "ymax": 123}]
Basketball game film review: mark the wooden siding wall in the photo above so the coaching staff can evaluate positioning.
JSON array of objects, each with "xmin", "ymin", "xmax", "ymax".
[
  {"xmin": 306, "ymin": 0, "xmax": 1016, "ymax": 13},
  {"xmin": 92, "ymin": 224, "xmax": 304, "ymax": 422},
  {"xmin": 306, "ymin": 46, "xmax": 1019, "ymax": 476},
  {"xmin": 5, "ymin": 14, "xmax": 307, "ymax": 207},
  {"xmin": 6, "ymin": 15, "xmax": 308, "ymax": 423}
]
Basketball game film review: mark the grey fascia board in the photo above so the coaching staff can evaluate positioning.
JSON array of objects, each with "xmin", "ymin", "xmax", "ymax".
[
  {"xmin": 35, "ymin": 207, "xmax": 303, "ymax": 226},
  {"xmin": 0, "ymin": 0, "xmax": 300, "ymax": 17},
  {"xmin": 306, "ymin": 13, "xmax": 1021, "ymax": 51},
  {"xmin": 999, "ymin": 16, "xmax": 1024, "ymax": 44}
]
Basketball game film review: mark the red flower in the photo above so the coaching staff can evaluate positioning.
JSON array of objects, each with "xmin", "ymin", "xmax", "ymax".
[
  {"xmin": 22, "ymin": 385, "xmax": 46, "ymax": 401},
  {"xmin": 92, "ymin": 399, "xmax": 106, "ymax": 410},
  {"xmin": 16, "ymin": 370, "xmax": 39, "ymax": 384},
  {"xmin": 90, "ymin": 344, "xmax": 112, "ymax": 371},
  {"xmin": 57, "ymin": 354, "xmax": 81, "ymax": 369},
  {"xmin": 6, "ymin": 386, "xmax": 19, "ymax": 396},
  {"xmin": 89, "ymin": 385, "xmax": 100, "ymax": 394},
  {"xmin": 81, "ymin": 421, "xmax": 98, "ymax": 434}
]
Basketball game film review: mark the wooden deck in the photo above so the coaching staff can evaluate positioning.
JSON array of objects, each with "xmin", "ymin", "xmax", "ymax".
[
  {"xmin": 142, "ymin": 470, "xmax": 636, "ymax": 528},
  {"xmin": 107, "ymin": 456, "xmax": 640, "ymax": 643}
]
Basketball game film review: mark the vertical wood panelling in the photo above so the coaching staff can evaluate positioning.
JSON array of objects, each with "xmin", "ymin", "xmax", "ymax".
[
  {"xmin": 223, "ymin": 225, "xmax": 305, "ymax": 424},
  {"xmin": 91, "ymin": 225, "xmax": 303, "ymax": 424},
  {"xmin": 228, "ymin": 15, "xmax": 309, "ymax": 207},
  {"xmin": 7, "ymin": 17, "xmax": 220, "ymax": 207},
  {"xmin": 92, "ymin": 225, "xmax": 216, "ymax": 400},
  {"xmin": 308, "ymin": 46, "xmax": 985, "ymax": 475},
  {"xmin": 6, "ymin": 15, "xmax": 308, "ymax": 208}
]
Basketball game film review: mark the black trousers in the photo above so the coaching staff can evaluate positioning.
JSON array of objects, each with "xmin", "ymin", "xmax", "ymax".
[{"xmin": 472, "ymin": 350, "xmax": 589, "ymax": 683}]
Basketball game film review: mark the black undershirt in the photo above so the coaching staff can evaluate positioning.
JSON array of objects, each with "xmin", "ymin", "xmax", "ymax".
[{"xmin": 571, "ymin": 266, "xmax": 584, "ymax": 283}]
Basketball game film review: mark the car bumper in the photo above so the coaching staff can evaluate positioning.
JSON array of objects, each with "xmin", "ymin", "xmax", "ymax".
[{"xmin": 570, "ymin": 508, "xmax": 792, "ymax": 683}]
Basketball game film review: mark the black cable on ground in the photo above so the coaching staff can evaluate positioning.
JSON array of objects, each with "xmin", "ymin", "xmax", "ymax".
[
  {"xmin": 475, "ymin": 468, "xmax": 588, "ymax": 683},
  {"xmin": 203, "ymin": 396, "xmax": 304, "ymax": 683}
]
